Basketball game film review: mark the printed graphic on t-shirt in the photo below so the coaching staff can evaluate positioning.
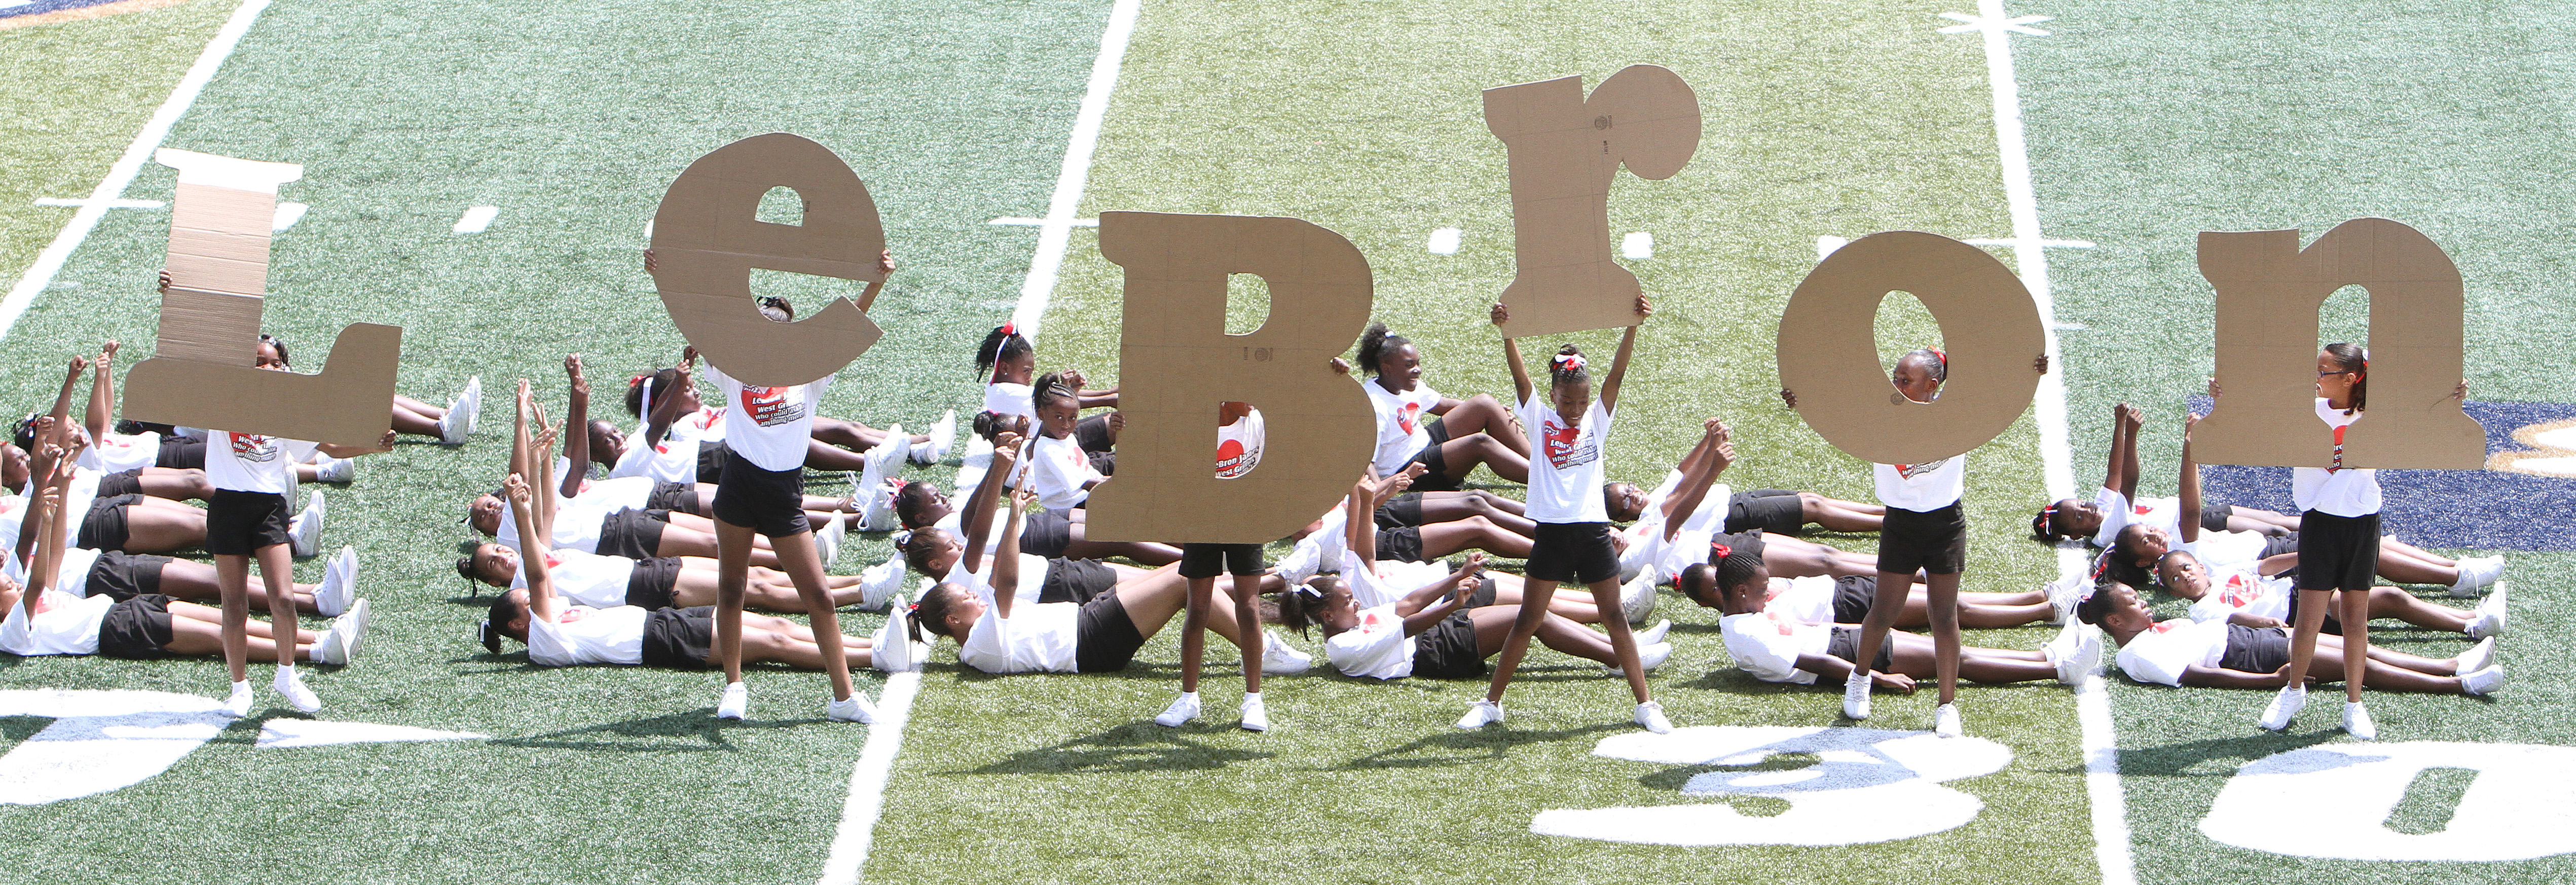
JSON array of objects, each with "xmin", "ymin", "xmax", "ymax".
[
  {"xmin": 1216, "ymin": 439, "xmax": 1253, "ymax": 479},
  {"xmin": 229, "ymin": 433, "xmax": 279, "ymax": 463},
  {"xmin": 2329, "ymin": 424, "xmax": 2346, "ymax": 472},
  {"xmin": 560, "ymin": 607, "xmax": 594, "ymax": 624},
  {"xmin": 1892, "ymin": 458, "xmax": 1950, "ymax": 481},
  {"xmin": 1543, "ymin": 420, "xmax": 1596, "ymax": 470},
  {"xmin": 741, "ymin": 386, "xmax": 805, "ymax": 428},
  {"xmin": 2148, "ymin": 620, "xmax": 2179, "ymax": 635},
  {"xmin": 1397, "ymin": 402, "xmax": 1421, "ymax": 435},
  {"xmin": 2216, "ymin": 574, "xmax": 2257, "ymax": 609}
]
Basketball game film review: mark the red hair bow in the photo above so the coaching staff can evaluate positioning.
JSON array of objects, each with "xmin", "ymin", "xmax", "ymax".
[
  {"xmin": 1552, "ymin": 352, "xmax": 1587, "ymax": 372},
  {"xmin": 1709, "ymin": 542, "xmax": 1733, "ymax": 561},
  {"xmin": 1928, "ymin": 346, "xmax": 1947, "ymax": 366},
  {"xmin": 1000, "ymin": 321, "xmax": 1016, "ymax": 337}
]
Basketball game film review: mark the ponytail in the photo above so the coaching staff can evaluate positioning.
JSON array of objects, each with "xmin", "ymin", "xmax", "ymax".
[
  {"xmin": 1277, "ymin": 577, "xmax": 1337, "ymax": 638},
  {"xmin": 1548, "ymin": 345, "xmax": 1590, "ymax": 388},
  {"xmin": 910, "ymin": 583, "xmax": 966, "ymax": 642},
  {"xmin": 899, "ymin": 528, "xmax": 954, "ymax": 576},
  {"xmin": 2322, "ymin": 342, "xmax": 2367, "ymax": 414},
  {"xmin": 1031, "ymin": 372, "xmax": 1079, "ymax": 413},
  {"xmin": 976, "ymin": 323, "xmax": 1033, "ymax": 381},
  {"xmin": 1355, "ymin": 323, "xmax": 1408, "ymax": 378}
]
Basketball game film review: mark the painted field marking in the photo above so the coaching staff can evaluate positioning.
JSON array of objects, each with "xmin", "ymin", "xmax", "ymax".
[
  {"xmin": 1621, "ymin": 231, "xmax": 1653, "ymax": 259},
  {"xmin": 821, "ymin": 0, "xmax": 1144, "ymax": 882},
  {"xmin": 452, "ymin": 205, "xmax": 499, "ymax": 234},
  {"xmin": 1936, "ymin": 3, "xmax": 2136, "ymax": 884},
  {"xmin": 272, "ymin": 201, "xmax": 308, "ymax": 231},
  {"xmin": 1427, "ymin": 227, "xmax": 1462, "ymax": 254},
  {"xmin": 0, "ymin": 0, "xmax": 274, "ymax": 340},
  {"xmin": 989, "ymin": 216, "xmax": 1096, "ymax": 227},
  {"xmin": 31, "ymin": 197, "xmax": 165, "ymax": 209}
]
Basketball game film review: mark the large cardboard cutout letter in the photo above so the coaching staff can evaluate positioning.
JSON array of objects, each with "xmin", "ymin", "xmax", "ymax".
[
  {"xmin": 123, "ymin": 149, "xmax": 400, "ymax": 447},
  {"xmin": 1083, "ymin": 212, "xmax": 1376, "ymax": 543},
  {"xmin": 1487, "ymin": 64, "xmax": 1700, "ymax": 338},
  {"xmin": 1775, "ymin": 231, "xmax": 2044, "ymax": 464},
  {"xmin": 2192, "ymin": 219, "xmax": 2482, "ymax": 468},
  {"xmin": 649, "ymin": 133, "xmax": 885, "ymax": 387}
]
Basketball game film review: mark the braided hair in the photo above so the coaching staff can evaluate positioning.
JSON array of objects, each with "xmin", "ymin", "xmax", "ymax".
[
  {"xmin": 976, "ymin": 323, "xmax": 1034, "ymax": 381},
  {"xmin": 1548, "ymin": 345, "xmax": 1589, "ymax": 388},
  {"xmin": 907, "ymin": 583, "xmax": 969, "ymax": 644},
  {"xmin": 1355, "ymin": 322, "xmax": 1409, "ymax": 378}
]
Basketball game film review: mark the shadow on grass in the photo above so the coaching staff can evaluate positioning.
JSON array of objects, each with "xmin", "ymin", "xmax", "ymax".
[
  {"xmin": 1330, "ymin": 721, "xmax": 1629, "ymax": 771},
  {"xmin": 489, "ymin": 708, "xmax": 801, "ymax": 753},
  {"xmin": 965, "ymin": 722, "xmax": 1276, "ymax": 774},
  {"xmin": 2114, "ymin": 726, "xmax": 2347, "ymax": 778}
]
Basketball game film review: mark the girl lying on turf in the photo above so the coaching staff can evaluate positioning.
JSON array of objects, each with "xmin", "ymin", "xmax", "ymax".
[
  {"xmin": 463, "ymin": 543, "xmax": 887, "ymax": 614},
  {"xmin": 480, "ymin": 475, "xmax": 878, "ymax": 672},
  {"xmin": 1338, "ymin": 320, "xmax": 1530, "ymax": 490},
  {"xmin": 1320, "ymin": 468, "xmax": 1632, "ymax": 628},
  {"xmin": 1677, "ymin": 561, "xmax": 2080, "ymax": 631},
  {"xmin": 906, "ymin": 486, "xmax": 1309, "ymax": 677},
  {"xmin": 1281, "ymin": 549, "xmax": 1671, "ymax": 683},
  {"xmin": 1599, "ymin": 421, "xmax": 1884, "ymax": 538},
  {"xmin": 1687, "ymin": 547, "xmax": 2097, "ymax": 691},
  {"xmin": 891, "ymin": 416, "xmax": 1179, "ymax": 566},
  {"xmin": 2033, "ymin": 402, "xmax": 2297, "ymax": 545},
  {"xmin": 2078, "ymin": 581, "xmax": 2500, "ymax": 696},
  {"xmin": 2156, "ymin": 549, "xmax": 2505, "ymax": 639}
]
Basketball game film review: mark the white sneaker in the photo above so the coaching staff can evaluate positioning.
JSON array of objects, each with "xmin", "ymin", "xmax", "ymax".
[
  {"xmin": 2460, "ymin": 664, "xmax": 2504, "ymax": 696},
  {"xmin": 457, "ymin": 376, "xmax": 483, "ymax": 440},
  {"xmin": 2455, "ymin": 637, "xmax": 2496, "ymax": 676},
  {"xmin": 827, "ymin": 692, "xmax": 877, "ymax": 723},
  {"xmin": 2449, "ymin": 556, "xmax": 2503, "ymax": 598},
  {"xmin": 1609, "ymin": 641, "xmax": 1673, "ymax": 673},
  {"xmin": 1154, "ymin": 692, "xmax": 1200, "ymax": 727},
  {"xmin": 289, "ymin": 490, "xmax": 325, "ymax": 558},
  {"xmin": 1261, "ymin": 631, "xmax": 1313, "ymax": 675},
  {"xmin": 2342, "ymin": 700, "xmax": 2376, "ymax": 740},
  {"xmin": 1274, "ymin": 538, "xmax": 1322, "ymax": 586},
  {"xmin": 2259, "ymin": 683, "xmax": 2306, "ymax": 731},
  {"xmin": 274, "ymin": 667, "xmax": 321, "ymax": 713},
  {"xmin": 314, "ymin": 454, "xmax": 356, "ymax": 483},
  {"xmin": 1456, "ymin": 699, "xmax": 1504, "ymax": 729},
  {"xmin": 1633, "ymin": 700, "xmax": 1673, "ymax": 734},
  {"xmin": 318, "ymin": 598, "xmax": 370, "ymax": 666},
  {"xmin": 912, "ymin": 409, "xmax": 955, "ymax": 465},
  {"xmin": 317, "ymin": 545, "xmax": 357, "ymax": 617},
  {"xmin": 857, "ymin": 560, "xmax": 906, "ymax": 612},
  {"xmin": 715, "ymin": 682, "xmax": 748, "ymax": 720},
  {"xmin": 1239, "ymin": 694, "xmax": 1270, "ymax": 732},
  {"xmin": 1618, "ymin": 573, "xmax": 1657, "ymax": 625},
  {"xmin": 2469, "ymin": 582, "xmax": 2509, "ymax": 638},
  {"xmin": 2045, "ymin": 575, "xmax": 2084, "ymax": 625},
  {"xmin": 817, "ymin": 512, "xmax": 847, "ymax": 565},
  {"xmin": 222, "ymin": 681, "xmax": 253, "ymax": 718},
  {"xmin": 1933, "ymin": 703, "xmax": 1963, "ymax": 738},
  {"xmin": 1842, "ymin": 665, "xmax": 1873, "ymax": 720},
  {"xmin": 860, "ymin": 480, "xmax": 900, "ymax": 533},
  {"xmin": 1634, "ymin": 618, "xmax": 1671, "ymax": 646}
]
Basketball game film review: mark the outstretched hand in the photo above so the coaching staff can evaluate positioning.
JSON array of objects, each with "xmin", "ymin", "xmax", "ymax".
[
  {"xmin": 502, "ymin": 473, "xmax": 532, "ymax": 506},
  {"xmin": 1634, "ymin": 294, "xmax": 1653, "ymax": 319},
  {"xmin": 2034, "ymin": 353, "xmax": 2050, "ymax": 375},
  {"xmin": 566, "ymin": 354, "xmax": 588, "ymax": 397},
  {"xmin": 1872, "ymin": 672, "xmax": 1918, "ymax": 694},
  {"xmin": 1778, "ymin": 388, "xmax": 1798, "ymax": 409},
  {"xmin": 1489, "ymin": 303, "xmax": 1510, "ymax": 327},
  {"xmin": 2452, "ymin": 379, "xmax": 2471, "ymax": 401}
]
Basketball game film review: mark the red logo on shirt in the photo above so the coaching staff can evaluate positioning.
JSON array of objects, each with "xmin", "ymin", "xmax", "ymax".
[
  {"xmin": 229, "ymin": 433, "xmax": 278, "ymax": 463},
  {"xmin": 1216, "ymin": 439, "xmax": 1250, "ymax": 478},
  {"xmin": 741, "ymin": 386, "xmax": 805, "ymax": 428},
  {"xmin": 1397, "ymin": 402, "xmax": 1420, "ymax": 436},
  {"xmin": 1543, "ymin": 420, "xmax": 1594, "ymax": 469},
  {"xmin": 1893, "ymin": 458, "xmax": 1950, "ymax": 481},
  {"xmin": 2218, "ymin": 574, "xmax": 2257, "ymax": 608}
]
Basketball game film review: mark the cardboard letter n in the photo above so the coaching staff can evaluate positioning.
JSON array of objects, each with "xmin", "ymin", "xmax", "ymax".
[
  {"xmin": 1775, "ymin": 231, "xmax": 2044, "ymax": 464},
  {"xmin": 649, "ymin": 133, "xmax": 885, "ymax": 387},
  {"xmin": 1486, "ymin": 65, "xmax": 1700, "ymax": 338},
  {"xmin": 2192, "ymin": 218, "xmax": 2482, "ymax": 468},
  {"xmin": 123, "ymin": 149, "xmax": 399, "ymax": 447},
  {"xmin": 1082, "ymin": 212, "xmax": 1376, "ymax": 544}
]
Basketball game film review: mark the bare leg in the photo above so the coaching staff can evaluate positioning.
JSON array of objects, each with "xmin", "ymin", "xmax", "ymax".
[
  {"xmin": 1922, "ymin": 572, "xmax": 1962, "ymax": 705},
  {"xmin": 711, "ymin": 520, "xmax": 756, "ymax": 688},
  {"xmin": 1469, "ymin": 606, "xmax": 1621, "ymax": 665},
  {"xmin": 1433, "ymin": 394, "xmax": 1531, "ymax": 457},
  {"xmin": 1230, "ymin": 572, "xmax": 1263, "ymax": 694},
  {"xmin": 155, "ymin": 559, "xmax": 325, "ymax": 613},
  {"xmin": 800, "ymin": 439, "xmax": 868, "ymax": 471},
  {"xmin": 390, "ymin": 402, "xmax": 441, "ymax": 437},
  {"xmin": 1415, "ymin": 517, "xmax": 1534, "ymax": 560},
  {"xmin": 1483, "ymin": 578, "xmax": 1556, "ymax": 703},
  {"xmin": 1885, "ymin": 632, "xmax": 2055, "ymax": 683},
  {"xmin": 2228, "ymin": 506, "xmax": 2300, "ymax": 532},
  {"xmin": 394, "ymin": 394, "xmax": 446, "ymax": 418},
  {"xmin": 1060, "ymin": 522, "xmax": 1183, "ymax": 566},
  {"xmin": 214, "ymin": 554, "xmax": 252, "ymax": 682},
  {"xmin": 2365, "ymin": 585, "xmax": 2472, "ymax": 632},
  {"xmin": 657, "ymin": 526, "xmax": 782, "ymax": 568},
  {"xmin": 120, "ymin": 506, "xmax": 207, "ymax": 554},
  {"xmin": 2283, "ymin": 587, "xmax": 2334, "ymax": 699},
  {"xmin": 1488, "ymin": 583, "xmax": 1605, "ymax": 623},
  {"xmin": 2380, "ymin": 536, "xmax": 2457, "ymax": 566},
  {"xmin": 1437, "ymin": 434, "xmax": 1528, "ymax": 485},
  {"xmin": 255, "ymin": 542, "xmax": 299, "ymax": 674},
  {"xmin": 739, "ymin": 624, "xmax": 873, "ymax": 671},
  {"xmin": 2340, "ymin": 587, "xmax": 2369, "ymax": 705},
  {"xmin": 134, "ymin": 468, "xmax": 214, "ymax": 501},
  {"xmin": 1587, "ymin": 577, "xmax": 1651, "ymax": 703},
  {"xmin": 1763, "ymin": 536, "xmax": 1876, "ymax": 578},
  {"xmin": 1802, "ymin": 492, "xmax": 1885, "ymax": 533},
  {"xmin": 1413, "ymin": 492, "xmax": 1536, "ymax": 537},
  {"xmin": 168, "ymin": 601, "xmax": 318, "ymax": 642},
  {"xmin": 161, "ymin": 616, "xmax": 314, "ymax": 662},
  {"xmin": 1178, "ymin": 575, "xmax": 1215, "ymax": 694},
  {"xmin": 768, "ymin": 529, "xmax": 856, "ymax": 701},
  {"xmin": 2306, "ymin": 638, "xmax": 2464, "ymax": 692},
  {"xmin": 2373, "ymin": 544, "xmax": 2461, "ymax": 585},
  {"xmin": 1845, "ymin": 572, "xmax": 1909, "ymax": 704}
]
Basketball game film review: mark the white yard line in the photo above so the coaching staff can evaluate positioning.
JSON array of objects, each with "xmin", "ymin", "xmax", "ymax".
[
  {"xmin": 1941, "ymin": 3, "xmax": 2137, "ymax": 884},
  {"xmin": 1008, "ymin": 0, "xmax": 1142, "ymax": 343},
  {"xmin": 818, "ymin": 2, "xmax": 1143, "ymax": 882},
  {"xmin": 0, "ymin": 0, "xmax": 273, "ymax": 340}
]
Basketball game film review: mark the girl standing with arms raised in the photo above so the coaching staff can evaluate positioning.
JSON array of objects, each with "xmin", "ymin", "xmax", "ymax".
[{"xmin": 1459, "ymin": 297, "xmax": 1666, "ymax": 734}]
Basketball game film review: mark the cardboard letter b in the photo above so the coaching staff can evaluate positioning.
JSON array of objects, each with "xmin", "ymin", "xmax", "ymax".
[
  {"xmin": 1082, "ymin": 212, "xmax": 1376, "ymax": 544},
  {"xmin": 649, "ymin": 133, "xmax": 886, "ymax": 387}
]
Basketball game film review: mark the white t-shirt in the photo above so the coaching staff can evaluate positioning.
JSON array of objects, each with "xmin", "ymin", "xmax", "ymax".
[
  {"xmin": 1363, "ymin": 379, "xmax": 1442, "ymax": 477},
  {"xmin": 610, "ymin": 407, "xmax": 722, "ymax": 484},
  {"xmin": 983, "ymin": 381, "xmax": 1036, "ymax": 422},
  {"xmin": 1518, "ymin": 395, "xmax": 1612, "ymax": 524},
  {"xmin": 1, "ymin": 590, "xmax": 114, "ymax": 656},
  {"xmin": 1763, "ymin": 575, "xmax": 1841, "ymax": 625},
  {"xmin": 940, "ymin": 553, "xmax": 1053, "ymax": 601},
  {"xmin": 509, "ymin": 548, "xmax": 637, "ymax": 608},
  {"xmin": 2186, "ymin": 567, "xmax": 2293, "ymax": 624},
  {"xmin": 1324, "ymin": 604, "xmax": 1416, "ymax": 680},
  {"xmin": 2292, "ymin": 399, "xmax": 2380, "ymax": 518},
  {"xmin": 80, "ymin": 430, "xmax": 160, "ymax": 473},
  {"xmin": 1336, "ymin": 549, "xmax": 1451, "ymax": 610},
  {"xmin": 2090, "ymin": 488, "xmax": 2184, "ymax": 549},
  {"xmin": 1216, "ymin": 409, "xmax": 1264, "ymax": 480},
  {"xmin": 956, "ymin": 599, "xmax": 1081, "ymax": 674},
  {"xmin": 205, "ymin": 431, "xmax": 317, "ymax": 496},
  {"xmin": 2114, "ymin": 618, "xmax": 2232, "ymax": 687},
  {"xmin": 8, "ymin": 470, "xmax": 103, "ymax": 556},
  {"xmin": 707, "ymin": 365, "xmax": 828, "ymax": 473},
  {"xmin": 1719, "ymin": 612, "xmax": 1830, "ymax": 685},
  {"xmin": 1873, "ymin": 456, "xmax": 1964, "ymax": 513},
  {"xmin": 495, "ymin": 494, "xmax": 619, "ymax": 556},
  {"xmin": 2175, "ymin": 529, "xmax": 2269, "ymax": 571},
  {"xmin": 3, "ymin": 546, "xmax": 103, "ymax": 599},
  {"xmin": 526, "ymin": 605, "xmax": 649, "ymax": 667},
  {"xmin": 1024, "ymin": 433, "xmax": 1101, "ymax": 511}
]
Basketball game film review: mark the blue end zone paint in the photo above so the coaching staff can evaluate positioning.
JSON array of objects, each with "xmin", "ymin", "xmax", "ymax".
[
  {"xmin": 2191, "ymin": 398, "xmax": 2576, "ymax": 551},
  {"xmin": 1, "ymin": 0, "xmax": 141, "ymax": 20}
]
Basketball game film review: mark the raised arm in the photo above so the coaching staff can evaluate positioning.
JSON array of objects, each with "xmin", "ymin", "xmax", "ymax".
[
  {"xmin": 958, "ymin": 435, "xmax": 1018, "ymax": 575},
  {"xmin": 990, "ymin": 487, "xmax": 1033, "ymax": 617},
  {"xmin": 1598, "ymin": 295, "xmax": 1651, "ymax": 413},
  {"xmin": 2111, "ymin": 403, "xmax": 2141, "ymax": 500},
  {"xmin": 1395, "ymin": 552, "xmax": 1484, "ymax": 635},
  {"xmin": 20, "ymin": 480, "xmax": 65, "ymax": 617},
  {"xmin": 1491, "ymin": 303, "xmax": 1533, "ymax": 404},
  {"xmin": 47, "ymin": 356, "xmax": 86, "ymax": 450},
  {"xmin": 561, "ymin": 355, "xmax": 592, "ymax": 499},
  {"xmin": 86, "ymin": 341, "xmax": 120, "ymax": 445},
  {"xmin": 505, "ymin": 474, "xmax": 559, "ymax": 623},
  {"xmin": 1657, "ymin": 420, "xmax": 1734, "ymax": 538},
  {"xmin": 2177, "ymin": 413, "xmax": 2204, "ymax": 543},
  {"xmin": 854, "ymin": 248, "xmax": 895, "ymax": 314}
]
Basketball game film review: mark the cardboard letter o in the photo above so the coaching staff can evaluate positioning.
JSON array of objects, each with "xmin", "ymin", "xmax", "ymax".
[
  {"xmin": 1082, "ymin": 212, "xmax": 1377, "ymax": 544},
  {"xmin": 1775, "ymin": 231, "xmax": 2044, "ymax": 464},
  {"xmin": 649, "ymin": 133, "xmax": 885, "ymax": 388}
]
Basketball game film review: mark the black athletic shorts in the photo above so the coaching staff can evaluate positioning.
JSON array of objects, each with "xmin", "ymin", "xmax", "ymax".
[
  {"xmin": 76, "ymin": 494, "xmax": 140, "ymax": 552},
  {"xmin": 96, "ymin": 594, "xmax": 177, "ymax": 659},
  {"xmin": 95, "ymin": 468, "xmax": 145, "ymax": 499},
  {"xmin": 2199, "ymin": 500, "xmax": 2233, "ymax": 534},
  {"xmin": 1375, "ymin": 526, "xmax": 1426, "ymax": 564},
  {"xmin": 1526, "ymin": 521, "xmax": 1618, "ymax": 585},
  {"xmin": 1709, "ymin": 529, "xmax": 1768, "ymax": 564},
  {"xmin": 2258, "ymin": 534, "xmax": 2301, "ymax": 581},
  {"xmin": 84, "ymin": 551, "xmax": 171, "ymax": 602},
  {"xmin": 1824, "ymin": 625, "xmax": 1897, "ymax": 681},
  {"xmin": 1179, "ymin": 542, "xmax": 1264, "ymax": 579},
  {"xmin": 1073, "ymin": 589, "xmax": 1147, "ymax": 673},
  {"xmin": 1879, "ymin": 503, "xmax": 1967, "ymax": 576},
  {"xmin": 646, "ymin": 480, "xmax": 701, "ymax": 514},
  {"xmin": 1039, "ymin": 558, "xmax": 1117, "ymax": 605},
  {"xmin": 2295, "ymin": 510, "xmax": 2379, "ymax": 593},
  {"xmin": 712, "ymin": 450, "xmax": 809, "ymax": 538},
  {"xmin": 1019, "ymin": 509, "xmax": 1075, "ymax": 559},
  {"xmin": 204, "ymin": 489, "xmax": 290, "ymax": 556},
  {"xmin": 640, "ymin": 605, "xmax": 716, "ymax": 669},
  {"xmin": 1829, "ymin": 574, "xmax": 1879, "ymax": 624},
  {"xmin": 1467, "ymin": 575, "xmax": 1499, "ymax": 608},
  {"xmin": 2283, "ymin": 589, "xmax": 2348, "ymax": 636},
  {"xmin": 1411, "ymin": 611, "xmax": 1487, "ymax": 679},
  {"xmin": 1726, "ymin": 489, "xmax": 1807, "ymax": 536},
  {"xmin": 694, "ymin": 440, "xmax": 730, "ymax": 484},
  {"xmin": 2220, "ymin": 624, "xmax": 2292, "ymax": 675},
  {"xmin": 595, "ymin": 508, "xmax": 672, "ymax": 560},
  {"xmin": 1076, "ymin": 413, "xmax": 1115, "ymax": 454},
  {"xmin": 156, "ymin": 436, "xmax": 206, "ymax": 470},
  {"xmin": 1401, "ymin": 418, "xmax": 1460, "ymax": 492},
  {"xmin": 1374, "ymin": 493, "xmax": 1425, "ymax": 530},
  {"xmin": 625, "ymin": 556, "xmax": 685, "ymax": 610}
]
